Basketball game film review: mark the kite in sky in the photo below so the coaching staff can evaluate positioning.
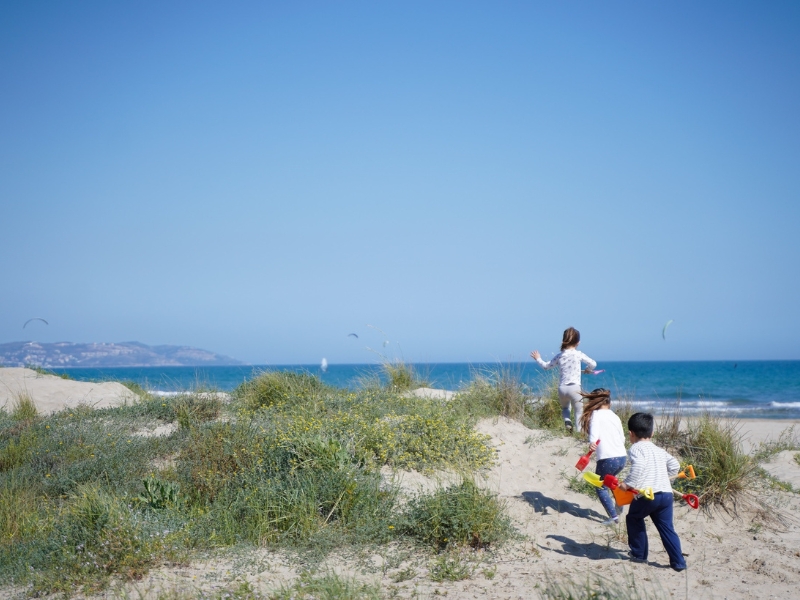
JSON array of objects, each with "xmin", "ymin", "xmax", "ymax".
[
  {"xmin": 662, "ymin": 320, "xmax": 674, "ymax": 340},
  {"xmin": 347, "ymin": 333, "xmax": 358, "ymax": 339},
  {"xmin": 23, "ymin": 317, "xmax": 48, "ymax": 328}
]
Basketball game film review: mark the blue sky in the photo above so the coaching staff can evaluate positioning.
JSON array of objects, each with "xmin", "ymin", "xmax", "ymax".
[{"xmin": 2, "ymin": 1, "xmax": 799, "ymax": 364}]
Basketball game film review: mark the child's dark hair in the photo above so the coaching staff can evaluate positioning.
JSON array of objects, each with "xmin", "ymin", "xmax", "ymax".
[
  {"xmin": 560, "ymin": 327, "xmax": 580, "ymax": 351},
  {"xmin": 628, "ymin": 413, "xmax": 654, "ymax": 439},
  {"xmin": 579, "ymin": 388, "xmax": 611, "ymax": 435}
]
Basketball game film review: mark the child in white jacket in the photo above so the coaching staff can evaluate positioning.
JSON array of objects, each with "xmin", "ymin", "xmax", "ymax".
[
  {"xmin": 579, "ymin": 388, "xmax": 628, "ymax": 525},
  {"xmin": 531, "ymin": 327, "xmax": 597, "ymax": 432}
]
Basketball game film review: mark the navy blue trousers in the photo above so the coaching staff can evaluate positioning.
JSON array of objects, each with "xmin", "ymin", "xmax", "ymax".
[{"xmin": 626, "ymin": 492, "xmax": 686, "ymax": 570}]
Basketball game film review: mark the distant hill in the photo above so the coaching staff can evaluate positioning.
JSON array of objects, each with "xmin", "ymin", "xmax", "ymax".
[{"xmin": 0, "ymin": 341, "xmax": 245, "ymax": 368}]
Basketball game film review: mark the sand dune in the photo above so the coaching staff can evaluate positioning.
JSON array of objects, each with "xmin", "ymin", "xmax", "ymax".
[{"xmin": 0, "ymin": 367, "xmax": 136, "ymax": 414}]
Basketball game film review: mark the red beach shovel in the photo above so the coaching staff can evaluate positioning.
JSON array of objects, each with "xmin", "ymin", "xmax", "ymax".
[
  {"xmin": 675, "ymin": 492, "xmax": 700, "ymax": 509},
  {"xmin": 575, "ymin": 440, "xmax": 600, "ymax": 471}
]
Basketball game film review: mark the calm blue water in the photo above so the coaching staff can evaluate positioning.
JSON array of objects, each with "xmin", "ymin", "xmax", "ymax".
[{"xmin": 51, "ymin": 361, "xmax": 800, "ymax": 419}]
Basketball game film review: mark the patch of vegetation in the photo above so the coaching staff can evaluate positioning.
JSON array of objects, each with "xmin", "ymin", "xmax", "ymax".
[
  {"xmin": 121, "ymin": 380, "xmax": 150, "ymax": 398},
  {"xmin": 25, "ymin": 365, "xmax": 72, "ymax": 379},
  {"xmin": 401, "ymin": 479, "xmax": 512, "ymax": 550},
  {"xmin": 668, "ymin": 414, "xmax": 757, "ymax": 513},
  {"xmin": 0, "ymin": 371, "xmax": 513, "ymax": 595},
  {"xmin": 270, "ymin": 569, "xmax": 382, "ymax": 600},
  {"xmin": 429, "ymin": 550, "xmax": 473, "ymax": 582},
  {"xmin": 175, "ymin": 394, "xmax": 222, "ymax": 429},
  {"xmin": 455, "ymin": 368, "xmax": 563, "ymax": 432},
  {"xmin": 753, "ymin": 426, "xmax": 800, "ymax": 462},
  {"xmin": 382, "ymin": 361, "xmax": 427, "ymax": 392},
  {"xmin": 564, "ymin": 472, "xmax": 597, "ymax": 498},
  {"xmin": 10, "ymin": 393, "xmax": 38, "ymax": 422},
  {"xmin": 235, "ymin": 370, "xmax": 328, "ymax": 410}
]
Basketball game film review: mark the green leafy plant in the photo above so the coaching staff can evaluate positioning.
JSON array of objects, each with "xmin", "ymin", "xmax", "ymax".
[
  {"xmin": 402, "ymin": 479, "xmax": 512, "ymax": 550},
  {"xmin": 138, "ymin": 477, "xmax": 179, "ymax": 509}
]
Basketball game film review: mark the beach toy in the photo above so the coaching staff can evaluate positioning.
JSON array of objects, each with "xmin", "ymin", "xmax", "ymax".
[
  {"xmin": 612, "ymin": 486, "xmax": 638, "ymax": 506},
  {"xmin": 575, "ymin": 440, "xmax": 600, "ymax": 471},
  {"xmin": 591, "ymin": 369, "xmax": 605, "ymax": 375},
  {"xmin": 677, "ymin": 465, "xmax": 696, "ymax": 479},
  {"xmin": 674, "ymin": 491, "xmax": 700, "ymax": 509},
  {"xmin": 582, "ymin": 472, "xmax": 603, "ymax": 488},
  {"xmin": 602, "ymin": 475, "xmax": 654, "ymax": 502}
]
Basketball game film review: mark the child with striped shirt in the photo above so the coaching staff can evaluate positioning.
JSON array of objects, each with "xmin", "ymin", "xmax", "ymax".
[{"xmin": 620, "ymin": 412, "xmax": 687, "ymax": 572}]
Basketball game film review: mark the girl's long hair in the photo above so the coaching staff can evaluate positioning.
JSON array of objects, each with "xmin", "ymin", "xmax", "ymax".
[
  {"xmin": 560, "ymin": 327, "xmax": 580, "ymax": 351},
  {"xmin": 579, "ymin": 388, "xmax": 611, "ymax": 435}
]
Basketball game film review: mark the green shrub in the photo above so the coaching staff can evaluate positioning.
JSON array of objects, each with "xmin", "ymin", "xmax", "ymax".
[
  {"xmin": 402, "ymin": 479, "xmax": 512, "ymax": 550},
  {"xmin": 175, "ymin": 394, "xmax": 222, "ymax": 429},
  {"xmin": 28, "ymin": 485, "xmax": 164, "ymax": 594},
  {"xmin": 177, "ymin": 421, "xmax": 255, "ymax": 502},
  {"xmin": 382, "ymin": 361, "xmax": 425, "ymax": 392},
  {"xmin": 235, "ymin": 371, "xmax": 327, "ymax": 411}
]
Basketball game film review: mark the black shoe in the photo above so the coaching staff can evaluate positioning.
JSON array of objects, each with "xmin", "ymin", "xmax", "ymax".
[
  {"xmin": 628, "ymin": 552, "xmax": 646, "ymax": 564},
  {"xmin": 564, "ymin": 419, "xmax": 573, "ymax": 433}
]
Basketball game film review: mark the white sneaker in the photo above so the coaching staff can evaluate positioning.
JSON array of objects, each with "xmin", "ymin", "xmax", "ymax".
[{"xmin": 602, "ymin": 517, "xmax": 619, "ymax": 526}]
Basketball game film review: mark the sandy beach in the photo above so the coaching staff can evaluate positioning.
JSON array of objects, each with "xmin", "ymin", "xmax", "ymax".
[
  {"xmin": 1, "ymin": 369, "xmax": 799, "ymax": 599},
  {"xmin": 0, "ymin": 367, "xmax": 136, "ymax": 414}
]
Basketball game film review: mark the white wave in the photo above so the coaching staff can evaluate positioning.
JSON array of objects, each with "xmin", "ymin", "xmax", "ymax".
[
  {"xmin": 770, "ymin": 402, "xmax": 800, "ymax": 408},
  {"xmin": 688, "ymin": 401, "xmax": 731, "ymax": 408},
  {"xmin": 150, "ymin": 390, "xmax": 187, "ymax": 397}
]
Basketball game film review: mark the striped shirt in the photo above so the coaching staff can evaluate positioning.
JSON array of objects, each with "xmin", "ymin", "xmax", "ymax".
[{"xmin": 624, "ymin": 440, "xmax": 679, "ymax": 494}]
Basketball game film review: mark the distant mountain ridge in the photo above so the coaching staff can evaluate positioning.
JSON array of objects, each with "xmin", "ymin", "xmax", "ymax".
[{"xmin": 0, "ymin": 341, "xmax": 245, "ymax": 368}]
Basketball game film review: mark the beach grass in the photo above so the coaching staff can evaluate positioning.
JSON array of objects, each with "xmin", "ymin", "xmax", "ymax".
[
  {"xmin": 10, "ymin": 393, "xmax": 38, "ymax": 422},
  {"xmin": 662, "ymin": 413, "xmax": 759, "ymax": 513},
  {"xmin": 455, "ymin": 367, "xmax": 564, "ymax": 432},
  {"xmin": 0, "ymin": 371, "xmax": 513, "ymax": 595},
  {"xmin": 270, "ymin": 569, "xmax": 383, "ymax": 600}
]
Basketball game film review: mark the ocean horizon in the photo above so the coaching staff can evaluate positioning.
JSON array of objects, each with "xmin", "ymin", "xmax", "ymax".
[{"xmin": 49, "ymin": 360, "xmax": 800, "ymax": 420}]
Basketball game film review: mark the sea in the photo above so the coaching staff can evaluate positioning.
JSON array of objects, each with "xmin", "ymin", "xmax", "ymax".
[{"xmin": 49, "ymin": 361, "xmax": 800, "ymax": 420}]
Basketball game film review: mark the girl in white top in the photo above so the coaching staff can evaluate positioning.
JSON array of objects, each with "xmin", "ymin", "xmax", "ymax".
[
  {"xmin": 531, "ymin": 327, "xmax": 596, "ymax": 432},
  {"xmin": 579, "ymin": 388, "xmax": 628, "ymax": 525}
]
